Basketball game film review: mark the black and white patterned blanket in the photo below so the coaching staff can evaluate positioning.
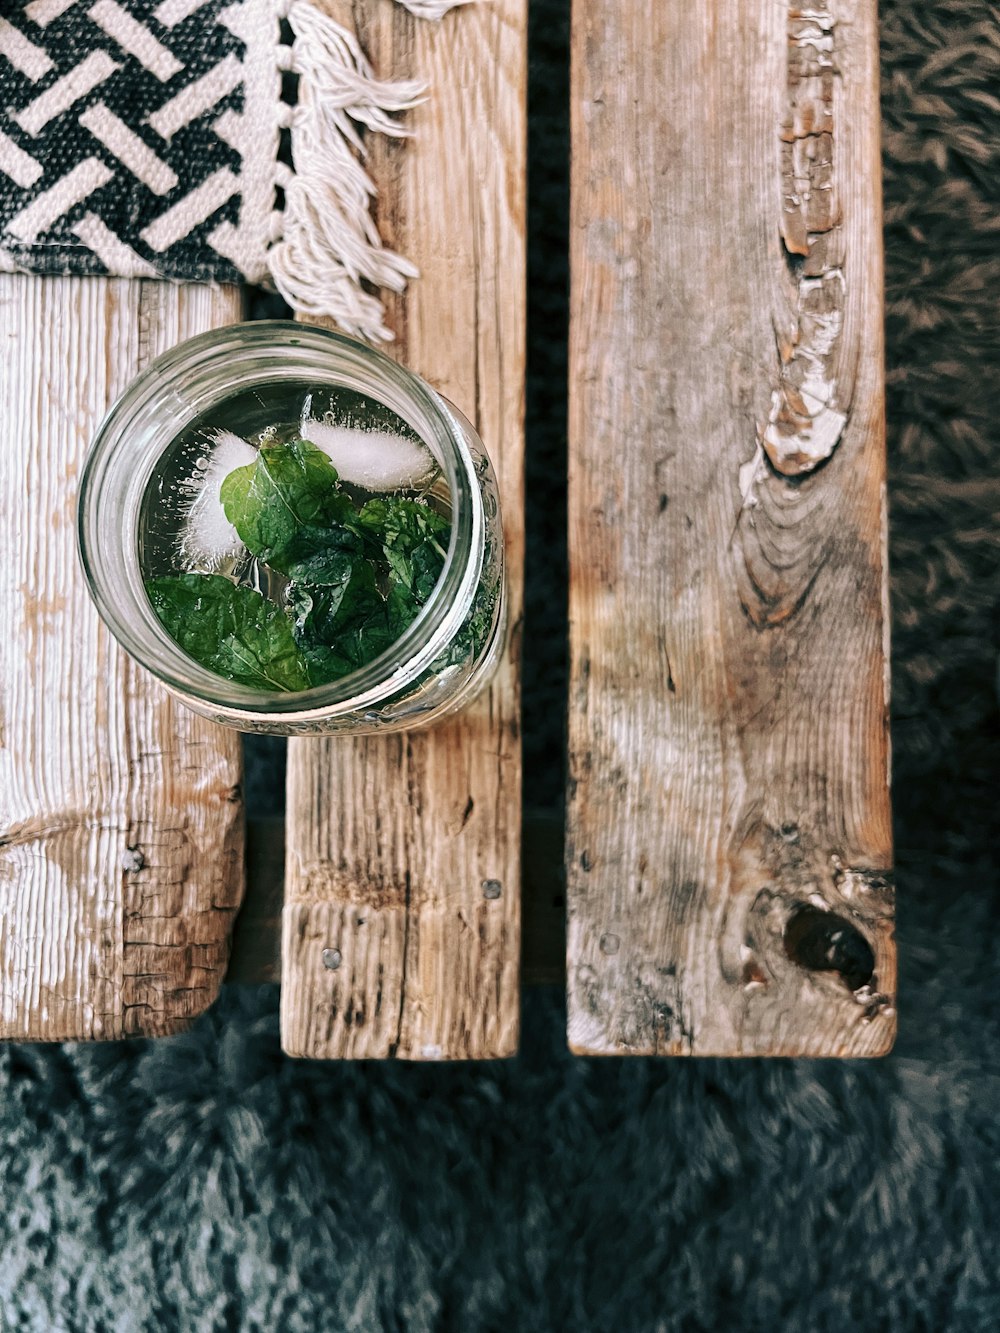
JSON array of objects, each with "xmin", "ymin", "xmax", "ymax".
[
  {"xmin": 0, "ymin": 0, "xmax": 269, "ymax": 283},
  {"xmin": 0, "ymin": 0, "xmax": 455, "ymax": 336}
]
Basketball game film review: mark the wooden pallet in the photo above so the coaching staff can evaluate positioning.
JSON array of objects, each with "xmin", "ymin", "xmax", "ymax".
[
  {"xmin": 0, "ymin": 2, "xmax": 525, "ymax": 1058},
  {"xmin": 0, "ymin": 0, "xmax": 892, "ymax": 1060}
]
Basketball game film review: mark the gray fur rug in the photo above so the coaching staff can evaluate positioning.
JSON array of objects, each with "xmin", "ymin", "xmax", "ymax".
[{"xmin": 3, "ymin": 2, "xmax": 1000, "ymax": 1329}]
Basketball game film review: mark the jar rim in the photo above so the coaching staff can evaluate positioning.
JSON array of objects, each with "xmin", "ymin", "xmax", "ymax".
[{"xmin": 77, "ymin": 321, "xmax": 484, "ymax": 719}]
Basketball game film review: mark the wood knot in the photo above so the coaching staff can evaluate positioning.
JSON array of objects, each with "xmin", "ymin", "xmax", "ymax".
[
  {"xmin": 782, "ymin": 902, "xmax": 874, "ymax": 992},
  {"xmin": 121, "ymin": 847, "xmax": 145, "ymax": 872}
]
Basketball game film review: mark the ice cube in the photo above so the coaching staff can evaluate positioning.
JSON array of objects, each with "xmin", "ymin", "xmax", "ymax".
[
  {"xmin": 301, "ymin": 419, "xmax": 436, "ymax": 492},
  {"xmin": 178, "ymin": 430, "xmax": 256, "ymax": 572}
]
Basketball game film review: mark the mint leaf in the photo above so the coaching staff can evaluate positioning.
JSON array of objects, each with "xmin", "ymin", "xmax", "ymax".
[
  {"xmin": 297, "ymin": 497, "xmax": 451, "ymax": 684},
  {"xmin": 356, "ymin": 496, "xmax": 449, "ymax": 554},
  {"xmin": 147, "ymin": 573, "xmax": 311, "ymax": 692},
  {"xmin": 354, "ymin": 496, "xmax": 449, "ymax": 604},
  {"xmin": 288, "ymin": 558, "xmax": 380, "ymax": 644},
  {"xmin": 432, "ymin": 565, "xmax": 500, "ymax": 671},
  {"xmin": 283, "ymin": 525, "xmax": 363, "ymax": 586},
  {"xmin": 189, "ymin": 454, "xmax": 460, "ymax": 693},
  {"xmin": 287, "ymin": 558, "xmax": 402, "ymax": 686},
  {"xmin": 220, "ymin": 438, "xmax": 354, "ymax": 573}
]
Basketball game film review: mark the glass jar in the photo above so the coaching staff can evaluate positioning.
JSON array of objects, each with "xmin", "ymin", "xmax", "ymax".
[{"xmin": 78, "ymin": 321, "xmax": 505, "ymax": 735}]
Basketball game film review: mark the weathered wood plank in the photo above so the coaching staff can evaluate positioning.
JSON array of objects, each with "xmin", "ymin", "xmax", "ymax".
[
  {"xmin": 280, "ymin": 2, "xmax": 526, "ymax": 1058},
  {"xmin": 566, "ymin": 0, "xmax": 894, "ymax": 1055},
  {"xmin": 231, "ymin": 813, "xmax": 563, "ymax": 987},
  {"xmin": 0, "ymin": 276, "xmax": 245, "ymax": 1041}
]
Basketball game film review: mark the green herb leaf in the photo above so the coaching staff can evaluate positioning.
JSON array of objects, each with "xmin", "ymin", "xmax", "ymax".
[
  {"xmin": 356, "ymin": 495, "xmax": 449, "ymax": 550},
  {"xmin": 147, "ymin": 573, "xmax": 311, "ymax": 692},
  {"xmin": 282, "ymin": 525, "xmax": 363, "ymax": 587},
  {"xmin": 193, "ymin": 454, "xmax": 459, "ymax": 692},
  {"xmin": 432, "ymin": 572, "xmax": 500, "ymax": 671},
  {"xmin": 354, "ymin": 496, "xmax": 449, "ymax": 603},
  {"xmin": 287, "ymin": 558, "xmax": 401, "ymax": 686},
  {"xmin": 220, "ymin": 438, "xmax": 354, "ymax": 573},
  {"xmin": 288, "ymin": 558, "xmax": 380, "ymax": 645}
]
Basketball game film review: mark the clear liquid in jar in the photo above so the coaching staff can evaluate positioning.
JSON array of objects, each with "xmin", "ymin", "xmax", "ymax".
[{"xmin": 138, "ymin": 380, "xmax": 447, "ymax": 591}]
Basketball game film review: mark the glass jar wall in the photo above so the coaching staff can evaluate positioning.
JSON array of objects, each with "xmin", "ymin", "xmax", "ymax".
[{"xmin": 78, "ymin": 322, "xmax": 505, "ymax": 735}]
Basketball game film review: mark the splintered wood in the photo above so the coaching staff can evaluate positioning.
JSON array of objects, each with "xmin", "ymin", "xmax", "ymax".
[
  {"xmin": 566, "ymin": 0, "xmax": 894, "ymax": 1056},
  {"xmin": 280, "ymin": 0, "xmax": 525, "ymax": 1060},
  {"xmin": 0, "ymin": 277, "xmax": 245, "ymax": 1041},
  {"xmin": 764, "ymin": 1, "xmax": 849, "ymax": 477}
]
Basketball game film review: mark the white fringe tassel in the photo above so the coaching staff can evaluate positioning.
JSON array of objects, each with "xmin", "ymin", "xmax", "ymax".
[
  {"xmin": 396, "ymin": 0, "xmax": 474, "ymax": 17},
  {"xmin": 269, "ymin": 1, "xmax": 469, "ymax": 342}
]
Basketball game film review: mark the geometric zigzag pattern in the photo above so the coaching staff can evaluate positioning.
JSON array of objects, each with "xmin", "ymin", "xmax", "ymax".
[{"xmin": 0, "ymin": 0, "xmax": 266, "ymax": 284}]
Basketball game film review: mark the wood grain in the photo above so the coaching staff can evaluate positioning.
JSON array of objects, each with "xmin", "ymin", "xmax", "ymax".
[
  {"xmin": 232, "ymin": 813, "xmax": 562, "ymax": 987},
  {"xmin": 566, "ymin": 0, "xmax": 894, "ymax": 1056},
  {"xmin": 0, "ymin": 276, "xmax": 245, "ymax": 1041},
  {"xmin": 280, "ymin": 1, "xmax": 526, "ymax": 1058}
]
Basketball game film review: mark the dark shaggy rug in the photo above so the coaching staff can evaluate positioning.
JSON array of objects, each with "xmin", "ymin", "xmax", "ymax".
[{"xmin": 3, "ymin": 2, "xmax": 1000, "ymax": 1329}]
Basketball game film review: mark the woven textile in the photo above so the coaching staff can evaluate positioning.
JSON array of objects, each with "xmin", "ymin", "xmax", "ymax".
[{"xmin": 0, "ymin": 0, "xmax": 458, "ymax": 337}]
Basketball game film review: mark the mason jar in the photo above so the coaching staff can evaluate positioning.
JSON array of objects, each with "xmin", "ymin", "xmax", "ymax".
[{"xmin": 78, "ymin": 322, "xmax": 505, "ymax": 735}]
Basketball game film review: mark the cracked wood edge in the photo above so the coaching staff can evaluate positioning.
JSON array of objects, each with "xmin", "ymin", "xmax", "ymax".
[
  {"xmin": 761, "ymin": 0, "xmax": 851, "ymax": 477},
  {"xmin": 0, "ymin": 276, "xmax": 245, "ymax": 1041},
  {"xmin": 566, "ymin": 0, "xmax": 894, "ymax": 1056},
  {"xmin": 280, "ymin": 0, "xmax": 525, "ymax": 1060}
]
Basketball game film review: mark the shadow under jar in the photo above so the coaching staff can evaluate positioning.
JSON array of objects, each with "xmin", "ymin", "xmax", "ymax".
[{"xmin": 78, "ymin": 322, "xmax": 505, "ymax": 735}]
